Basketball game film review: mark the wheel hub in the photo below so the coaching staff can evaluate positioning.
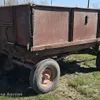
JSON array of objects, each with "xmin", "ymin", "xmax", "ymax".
[{"xmin": 41, "ymin": 68, "xmax": 53, "ymax": 88}]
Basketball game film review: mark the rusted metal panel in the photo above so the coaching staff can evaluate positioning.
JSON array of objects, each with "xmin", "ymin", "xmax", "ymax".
[
  {"xmin": 0, "ymin": 7, "xmax": 14, "ymax": 44},
  {"xmin": 73, "ymin": 9, "xmax": 98, "ymax": 41},
  {"xmin": 0, "ymin": 4, "xmax": 99, "ymax": 58},
  {"xmin": 31, "ymin": 6, "xmax": 99, "ymax": 52},
  {"xmin": 0, "ymin": 5, "xmax": 31, "ymax": 50},
  {"xmin": 15, "ymin": 5, "xmax": 31, "ymax": 46},
  {"xmin": 31, "ymin": 38, "xmax": 96, "ymax": 51},
  {"xmin": 32, "ymin": 6, "xmax": 70, "ymax": 48},
  {"xmin": 97, "ymin": 11, "xmax": 100, "ymax": 38}
]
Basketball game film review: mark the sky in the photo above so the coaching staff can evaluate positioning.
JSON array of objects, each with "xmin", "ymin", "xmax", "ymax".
[
  {"xmin": 33, "ymin": 0, "xmax": 100, "ymax": 8},
  {"xmin": 0, "ymin": 0, "xmax": 100, "ymax": 8}
]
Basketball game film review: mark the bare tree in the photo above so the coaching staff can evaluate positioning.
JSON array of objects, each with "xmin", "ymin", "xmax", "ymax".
[
  {"xmin": 4, "ymin": 0, "xmax": 35, "ymax": 6},
  {"xmin": 3, "ymin": 0, "xmax": 48, "ymax": 6},
  {"xmin": 22, "ymin": 0, "xmax": 32, "ymax": 4},
  {"xmin": 5, "ymin": 0, "xmax": 18, "ymax": 6},
  {"xmin": 19, "ymin": 0, "xmax": 34, "ymax": 4}
]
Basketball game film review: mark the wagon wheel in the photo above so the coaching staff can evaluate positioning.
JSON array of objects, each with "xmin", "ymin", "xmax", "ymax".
[{"xmin": 29, "ymin": 59, "xmax": 60, "ymax": 94}]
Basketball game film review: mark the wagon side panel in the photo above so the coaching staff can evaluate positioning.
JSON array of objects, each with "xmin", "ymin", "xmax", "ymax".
[
  {"xmin": 32, "ymin": 6, "xmax": 70, "ymax": 51},
  {"xmin": 73, "ymin": 9, "xmax": 98, "ymax": 42},
  {"xmin": 0, "ymin": 7, "xmax": 14, "ymax": 48},
  {"xmin": 15, "ymin": 5, "xmax": 31, "ymax": 46}
]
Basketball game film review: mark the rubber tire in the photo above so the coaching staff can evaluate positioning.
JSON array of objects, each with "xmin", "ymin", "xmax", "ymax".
[
  {"xmin": 96, "ymin": 51, "xmax": 100, "ymax": 70},
  {"xmin": 29, "ymin": 59, "xmax": 60, "ymax": 94}
]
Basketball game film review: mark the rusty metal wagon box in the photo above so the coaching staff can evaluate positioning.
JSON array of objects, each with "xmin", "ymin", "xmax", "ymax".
[{"xmin": 0, "ymin": 4, "xmax": 100, "ymax": 57}]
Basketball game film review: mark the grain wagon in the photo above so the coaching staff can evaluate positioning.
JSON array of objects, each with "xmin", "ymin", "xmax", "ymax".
[{"xmin": 0, "ymin": 4, "xmax": 100, "ymax": 94}]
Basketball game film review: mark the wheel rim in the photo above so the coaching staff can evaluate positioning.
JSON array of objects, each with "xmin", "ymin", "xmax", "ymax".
[{"xmin": 40, "ymin": 66, "xmax": 57, "ymax": 88}]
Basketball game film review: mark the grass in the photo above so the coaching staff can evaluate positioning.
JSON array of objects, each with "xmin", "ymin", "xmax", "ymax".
[
  {"xmin": 64, "ymin": 54, "xmax": 96, "ymax": 63},
  {"xmin": 69, "ymin": 73, "xmax": 100, "ymax": 97},
  {"xmin": 0, "ymin": 53, "xmax": 100, "ymax": 100}
]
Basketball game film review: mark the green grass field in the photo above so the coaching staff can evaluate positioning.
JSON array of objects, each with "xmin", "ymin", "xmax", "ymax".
[{"xmin": 0, "ymin": 54, "xmax": 100, "ymax": 100}]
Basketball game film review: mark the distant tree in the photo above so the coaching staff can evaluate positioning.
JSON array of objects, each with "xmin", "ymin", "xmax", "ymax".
[
  {"xmin": 5, "ymin": 0, "xmax": 18, "ymax": 6},
  {"xmin": 4, "ymin": 0, "xmax": 35, "ymax": 6},
  {"xmin": 3, "ymin": 0, "xmax": 48, "ymax": 6},
  {"xmin": 21, "ymin": 0, "xmax": 34, "ymax": 4}
]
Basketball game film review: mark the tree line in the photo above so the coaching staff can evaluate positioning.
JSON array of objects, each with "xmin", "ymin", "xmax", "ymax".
[{"xmin": 1, "ymin": 0, "xmax": 48, "ymax": 6}]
